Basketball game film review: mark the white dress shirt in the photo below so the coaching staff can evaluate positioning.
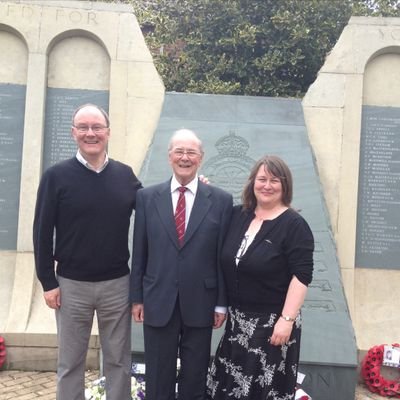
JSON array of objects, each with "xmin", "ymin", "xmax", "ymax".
[{"xmin": 76, "ymin": 151, "xmax": 109, "ymax": 173}]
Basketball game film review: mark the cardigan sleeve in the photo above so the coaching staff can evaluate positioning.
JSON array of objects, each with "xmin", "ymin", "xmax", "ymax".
[{"xmin": 285, "ymin": 214, "xmax": 314, "ymax": 286}]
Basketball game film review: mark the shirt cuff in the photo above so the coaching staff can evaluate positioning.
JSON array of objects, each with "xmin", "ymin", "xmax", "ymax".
[{"xmin": 214, "ymin": 306, "xmax": 227, "ymax": 314}]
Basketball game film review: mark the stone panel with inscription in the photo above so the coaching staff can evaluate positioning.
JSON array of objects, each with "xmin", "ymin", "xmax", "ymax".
[
  {"xmin": 356, "ymin": 105, "xmax": 400, "ymax": 269},
  {"xmin": 43, "ymin": 88, "xmax": 109, "ymax": 172},
  {"xmin": 133, "ymin": 92, "xmax": 358, "ymax": 400},
  {"xmin": 0, "ymin": 83, "xmax": 26, "ymax": 250}
]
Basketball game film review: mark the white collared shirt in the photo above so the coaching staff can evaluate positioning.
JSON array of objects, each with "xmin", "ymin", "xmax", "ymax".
[
  {"xmin": 76, "ymin": 151, "xmax": 109, "ymax": 173},
  {"xmin": 170, "ymin": 175, "xmax": 198, "ymax": 229}
]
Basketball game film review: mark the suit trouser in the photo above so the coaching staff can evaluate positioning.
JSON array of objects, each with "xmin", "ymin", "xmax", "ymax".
[
  {"xmin": 144, "ymin": 300, "xmax": 213, "ymax": 400},
  {"xmin": 56, "ymin": 275, "xmax": 131, "ymax": 400}
]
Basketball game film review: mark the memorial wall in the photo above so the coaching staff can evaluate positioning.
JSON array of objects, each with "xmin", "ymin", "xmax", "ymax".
[
  {"xmin": 0, "ymin": 0, "xmax": 164, "ymax": 369},
  {"xmin": 0, "ymin": 84, "xmax": 25, "ymax": 250},
  {"xmin": 0, "ymin": 28, "xmax": 28, "ymax": 251},
  {"xmin": 1, "ymin": 0, "xmax": 399, "ymax": 377},
  {"xmin": 303, "ymin": 17, "xmax": 400, "ymax": 351},
  {"xmin": 135, "ymin": 92, "xmax": 358, "ymax": 400}
]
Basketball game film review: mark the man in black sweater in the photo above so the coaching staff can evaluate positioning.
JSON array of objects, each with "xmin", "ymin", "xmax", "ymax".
[{"xmin": 33, "ymin": 104, "xmax": 142, "ymax": 400}]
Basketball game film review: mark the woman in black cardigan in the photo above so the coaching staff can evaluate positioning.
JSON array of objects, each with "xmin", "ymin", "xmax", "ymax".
[{"xmin": 207, "ymin": 155, "xmax": 314, "ymax": 400}]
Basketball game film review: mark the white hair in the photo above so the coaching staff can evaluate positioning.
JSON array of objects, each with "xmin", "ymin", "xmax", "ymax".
[{"xmin": 168, "ymin": 129, "xmax": 203, "ymax": 153}]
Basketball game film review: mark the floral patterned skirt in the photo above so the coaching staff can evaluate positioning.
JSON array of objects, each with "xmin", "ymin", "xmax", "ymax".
[{"xmin": 206, "ymin": 307, "xmax": 302, "ymax": 400}]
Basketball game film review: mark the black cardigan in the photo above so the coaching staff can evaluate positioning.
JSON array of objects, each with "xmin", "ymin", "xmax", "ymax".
[{"xmin": 221, "ymin": 205, "xmax": 314, "ymax": 313}]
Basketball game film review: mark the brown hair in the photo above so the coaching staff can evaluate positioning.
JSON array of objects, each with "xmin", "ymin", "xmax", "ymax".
[
  {"xmin": 242, "ymin": 155, "xmax": 293, "ymax": 210},
  {"xmin": 72, "ymin": 103, "xmax": 110, "ymax": 127}
]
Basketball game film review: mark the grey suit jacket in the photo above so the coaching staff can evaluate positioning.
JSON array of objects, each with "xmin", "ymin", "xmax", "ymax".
[{"xmin": 130, "ymin": 179, "xmax": 233, "ymax": 327}]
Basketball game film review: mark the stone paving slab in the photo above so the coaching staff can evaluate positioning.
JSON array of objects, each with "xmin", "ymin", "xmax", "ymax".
[
  {"xmin": 0, "ymin": 370, "xmax": 98, "ymax": 400},
  {"xmin": 0, "ymin": 369, "xmax": 385, "ymax": 400}
]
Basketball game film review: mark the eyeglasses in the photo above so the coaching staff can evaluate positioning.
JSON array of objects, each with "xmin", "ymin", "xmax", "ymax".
[
  {"xmin": 171, "ymin": 148, "xmax": 202, "ymax": 158},
  {"xmin": 73, "ymin": 125, "xmax": 109, "ymax": 133}
]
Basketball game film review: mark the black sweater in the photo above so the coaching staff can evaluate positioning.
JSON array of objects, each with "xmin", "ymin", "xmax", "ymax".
[
  {"xmin": 221, "ymin": 205, "xmax": 314, "ymax": 313},
  {"xmin": 33, "ymin": 158, "xmax": 142, "ymax": 291}
]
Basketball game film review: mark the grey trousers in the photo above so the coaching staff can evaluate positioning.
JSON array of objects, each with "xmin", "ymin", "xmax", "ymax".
[{"xmin": 56, "ymin": 275, "xmax": 131, "ymax": 400}]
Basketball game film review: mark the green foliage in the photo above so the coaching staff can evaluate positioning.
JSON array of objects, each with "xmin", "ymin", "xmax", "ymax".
[
  {"xmin": 351, "ymin": 0, "xmax": 400, "ymax": 16},
  {"xmin": 127, "ymin": 0, "xmax": 354, "ymax": 97},
  {"xmin": 94, "ymin": 0, "xmax": 400, "ymax": 97}
]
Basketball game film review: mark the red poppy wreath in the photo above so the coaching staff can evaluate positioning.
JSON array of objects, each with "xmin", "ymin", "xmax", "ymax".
[
  {"xmin": 361, "ymin": 344, "xmax": 400, "ymax": 397},
  {"xmin": 0, "ymin": 336, "xmax": 6, "ymax": 369}
]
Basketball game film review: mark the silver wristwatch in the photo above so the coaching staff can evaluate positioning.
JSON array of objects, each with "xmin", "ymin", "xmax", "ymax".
[{"xmin": 280, "ymin": 315, "xmax": 295, "ymax": 322}]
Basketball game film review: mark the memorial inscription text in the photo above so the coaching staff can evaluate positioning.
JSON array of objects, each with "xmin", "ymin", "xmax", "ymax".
[
  {"xmin": 0, "ymin": 84, "xmax": 25, "ymax": 250},
  {"xmin": 356, "ymin": 105, "xmax": 400, "ymax": 269}
]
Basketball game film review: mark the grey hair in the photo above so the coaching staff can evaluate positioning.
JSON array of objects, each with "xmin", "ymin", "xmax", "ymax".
[
  {"xmin": 168, "ymin": 129, "xmax": 204, "ymax": 153},
  {"xmin": 72, "ymin": 103, "xmax": 110, "ymax": 127}
]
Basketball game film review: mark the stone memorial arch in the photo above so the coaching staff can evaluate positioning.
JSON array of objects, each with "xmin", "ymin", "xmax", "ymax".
[
  {"xmin": 0, "ymin": 0, "xmax": 164, "ymax": 369},
  {"xmin": 2, "ymin": 2, "xmax": 399, "ymax": 397},
  {"xmin": 303, "ymin": 16, "xmax": 400, "ymax": 352}
]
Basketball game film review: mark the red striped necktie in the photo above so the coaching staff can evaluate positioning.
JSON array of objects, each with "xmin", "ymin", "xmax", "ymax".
[{"xmin": 175, "ymin": 187, "xmax": 187, "ymax": 246}]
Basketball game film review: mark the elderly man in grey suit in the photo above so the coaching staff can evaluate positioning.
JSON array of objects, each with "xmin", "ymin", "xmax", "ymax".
[{"xmin": 130, "ymin": 129, "xmax": 233, "ymax": 400}]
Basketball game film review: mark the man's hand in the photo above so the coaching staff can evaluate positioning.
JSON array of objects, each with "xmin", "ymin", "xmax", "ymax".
[
  {"xmin": 213, "ymin": 312, "xmax": 226, "ymax": 329},
  {"xmin": 132, "ymin": 303, "xmax": 144, "ymax": 322},
  {"xmin": 43, "ymin": 287, "xmax": 61, "ymax": 309}
]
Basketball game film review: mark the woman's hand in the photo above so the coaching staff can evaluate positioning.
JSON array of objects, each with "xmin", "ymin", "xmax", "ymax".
[
  {"xmin": 270, "ymin": 317, "xmax": 294, "ymax": 346},
  {"xmin": 270, "ymin": 276, "xmax": 308, "ymax": 346}
]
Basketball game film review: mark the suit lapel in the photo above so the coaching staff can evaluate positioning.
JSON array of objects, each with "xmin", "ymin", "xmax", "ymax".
[
  {"xmin": 154, "ymin": 180, "xmax": 180, "ymax": 249},
  {"xmin": 183, "ymin": 183, "xmax": 211, "ymax": 246}
]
